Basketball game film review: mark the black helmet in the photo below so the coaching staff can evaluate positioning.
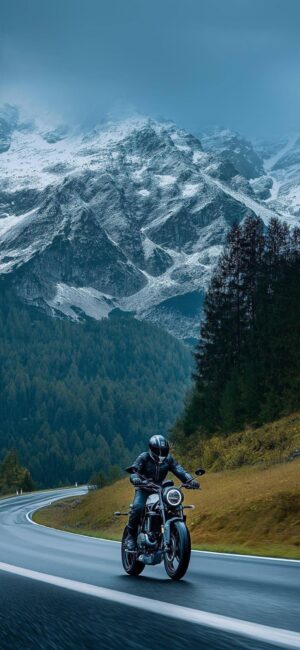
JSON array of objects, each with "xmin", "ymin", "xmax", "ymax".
[{"xmin": 149, "ymin": 435, "xmax": 169, "ymax": 464}]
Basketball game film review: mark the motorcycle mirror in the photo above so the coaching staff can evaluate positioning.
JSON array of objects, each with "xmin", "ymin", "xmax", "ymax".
[
  {"xmin": 195, "ymin": 468, "xmax": 206, "ymax": 476},
  {"xmin": 125, "ymin": 465, "xmax": 135, "ymax": 474}
]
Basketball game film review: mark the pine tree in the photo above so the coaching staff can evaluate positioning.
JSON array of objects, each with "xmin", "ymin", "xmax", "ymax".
[
  {"xmin": 0, "ymin": 284, "xmax": 192, "ymax": 487},
  {"xmin": 0, "ymin": 449, "xmax": 34, "ymax": 495},
  {"xmin": 177, "ymin": 217, "xmax": 300, "ymax": 442}
]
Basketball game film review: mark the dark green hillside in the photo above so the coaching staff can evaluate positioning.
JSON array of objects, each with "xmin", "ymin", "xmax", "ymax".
[{"xmin": 0, "ymin": 288, "xmax": 192, "ymax": 487}]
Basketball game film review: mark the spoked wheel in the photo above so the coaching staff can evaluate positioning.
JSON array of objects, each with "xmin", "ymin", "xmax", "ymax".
[
  {"xmin": 121, "ymin": 526, "xmax": 145, "ymax": 576},
  {"xmin": 164, "ymin": 521, "xmax": 191, "ymax": 580}
]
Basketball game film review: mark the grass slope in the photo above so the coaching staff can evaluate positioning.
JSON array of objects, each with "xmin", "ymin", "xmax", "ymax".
[
  {"xmin": 177, "ymin": 411, "xmax": 300, "ymax": 471},
  {"xmin": 35, "ymin": 412, "xmax": 300, "ymax": 559}
]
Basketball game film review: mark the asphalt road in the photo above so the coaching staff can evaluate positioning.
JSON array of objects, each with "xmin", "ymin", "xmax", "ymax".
[{"xmin": 0, "ymin": 488, "xmax": 299, "ymax": 650}]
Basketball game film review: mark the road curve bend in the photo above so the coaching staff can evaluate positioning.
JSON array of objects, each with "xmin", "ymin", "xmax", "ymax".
[{"xmin": 0, "ymin": 488, "xmax": 299, "ymax": 650}]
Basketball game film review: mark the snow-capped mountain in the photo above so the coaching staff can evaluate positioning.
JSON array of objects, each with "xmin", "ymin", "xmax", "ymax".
[
  {"xmin": 0, "ymin": 105, "xmax": 298, "ymax": 341},
  {"xmin": 202, "ymin": 128, "xmax": 300, "ymax": 218},
  {"xmin": 200, "ymin": 128, "xmax": 265, "ymax": 179},
  {"xmin": 259, "ymin": 135, "xmax": 300, "ymax": 217}
]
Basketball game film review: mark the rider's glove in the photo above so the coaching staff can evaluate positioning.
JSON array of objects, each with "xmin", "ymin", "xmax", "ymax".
[
  {"xmin": 130, "ymin": 475, "xmax": 144, "ymax": 487},
  {"xmin": 186, "ymin": 479, "xmax": 200, "ymax": 489}
]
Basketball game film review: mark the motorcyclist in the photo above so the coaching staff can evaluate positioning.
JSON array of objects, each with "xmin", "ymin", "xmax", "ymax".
[{"xmin": 126, "ymin": 434, "xmax": 199, "ymax": 550}]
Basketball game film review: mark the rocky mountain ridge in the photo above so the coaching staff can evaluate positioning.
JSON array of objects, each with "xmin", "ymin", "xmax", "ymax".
[{"xmin": 0, "ymin": 105, "xmax": 299, "ymax": 340}]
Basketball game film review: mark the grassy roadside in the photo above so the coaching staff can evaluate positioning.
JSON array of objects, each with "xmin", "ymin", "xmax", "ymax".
[
  {"xmin": 175, "ymin": 411, "xmax": 300, "ymax": 471},
  {"xmin": 0, "ymin": 492, "xmax": 17, "ymax": 500},
  {"xmin": 34, "ymin": 458, "xmax": 300, "ymax": 559}
]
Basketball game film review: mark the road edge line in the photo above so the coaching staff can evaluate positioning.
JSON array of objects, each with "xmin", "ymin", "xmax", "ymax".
[{"xmin": 27, "ymin": 495, "xmax": 300, "ymax": 562}]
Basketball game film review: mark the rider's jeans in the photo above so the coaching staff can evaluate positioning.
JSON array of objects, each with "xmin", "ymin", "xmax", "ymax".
[{"xmin": 128, "ymin": 488, "xmax": 149, "ymax": 535}]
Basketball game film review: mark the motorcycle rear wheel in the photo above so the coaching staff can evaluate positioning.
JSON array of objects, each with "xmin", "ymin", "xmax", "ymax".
[
  {"xmin": 121, "ymin": 526, "xmax": 145, "ymax": 576},
  {"xmin": 164, "ymin": 520, "xmax": 191, "ymax": 580}
]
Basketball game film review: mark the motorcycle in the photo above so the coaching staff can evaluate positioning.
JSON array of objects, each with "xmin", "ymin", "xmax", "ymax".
[{"xmin": 114, "ymin": 468, "xmax": 205, "ymax": 580}]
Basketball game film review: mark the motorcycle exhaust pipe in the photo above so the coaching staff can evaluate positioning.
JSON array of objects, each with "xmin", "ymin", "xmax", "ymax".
[{"xmin": 137, "ymin": 532, "xmax": 157, "ymax": 548}]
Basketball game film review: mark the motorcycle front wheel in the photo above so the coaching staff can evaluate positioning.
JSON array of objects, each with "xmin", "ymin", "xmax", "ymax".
[
  {"xmin": 164, "ymin": 520, "xmax": 191, "ymax": 580},
  {"xmin": 121, "ymin": 526, "xmax": 145, "ymax": 576}
]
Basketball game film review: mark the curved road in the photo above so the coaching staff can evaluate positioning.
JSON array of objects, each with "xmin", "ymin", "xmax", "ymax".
[{"xmin": 0, "ymin": 488, "xmax": 299, "ymax": 650}]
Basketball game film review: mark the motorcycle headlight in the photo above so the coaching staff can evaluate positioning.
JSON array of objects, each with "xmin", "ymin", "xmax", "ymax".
[{"xmin": 165, "ymin": 488, "xmax": 183, "ymax": 507}]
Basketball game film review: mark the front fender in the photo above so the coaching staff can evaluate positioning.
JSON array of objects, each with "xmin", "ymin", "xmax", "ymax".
[{"xmin": 163, "ymin": 516, "xmax": 183, "ymax": 546}]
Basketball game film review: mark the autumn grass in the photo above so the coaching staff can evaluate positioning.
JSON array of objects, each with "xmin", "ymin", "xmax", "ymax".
[
  {"xmin": 35, "ymin": 457, "xmax": 300, "ymax": 559},
  {"xmin": 177, "ymin": 411, "xmax": 300, "ymax": 472}
]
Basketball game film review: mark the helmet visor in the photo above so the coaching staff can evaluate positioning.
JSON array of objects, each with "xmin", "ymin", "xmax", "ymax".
[{"xmin": 149, "ymin": 449, "xmax": 169, "ymax": 464}]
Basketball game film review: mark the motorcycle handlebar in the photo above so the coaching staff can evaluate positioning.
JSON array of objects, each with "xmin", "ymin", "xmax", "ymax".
[
  {"xmin": 141, "ymin": 481, "xmax": 159, "ymax": 490},
  {"xmin": 136, "ymin": 479, "xmax": 199, "ymax": 490}
]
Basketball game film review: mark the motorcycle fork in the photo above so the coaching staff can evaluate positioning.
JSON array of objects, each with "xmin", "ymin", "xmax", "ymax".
[{"xmin": 158, "ymin": 490, "xmax": 169, "ymax": 551}]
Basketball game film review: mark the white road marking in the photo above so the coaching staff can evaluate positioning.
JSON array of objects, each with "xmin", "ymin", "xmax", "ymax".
[
  {"xmin": 25, "ymin": 497, "xmax": 120, "ymax": 544},
  {"xmin": 191, "ymin": 549, "xmax": 300, "ymax": 564},
  {"xmin": 25, "ymin": 491, "xmax": 300, "ymax": 562},
  {"xmin": 27, "ymin": 511, "xmax": 121, "ymax": 542},
  {"xmin": 25, "ymin": 490, "xmax": 87, "ymax": 525},
  {"xmin": 0, "ymin": 562, "xmax": 299, "ymax": 648}
]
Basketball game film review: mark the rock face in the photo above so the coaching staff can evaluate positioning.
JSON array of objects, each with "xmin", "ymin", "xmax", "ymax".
[
  {"xmin": 205, "ymin": 128, "xmax": 300, "ymax": 218},
  {"xmin": 200, "ymin": 128, "xmax": 265, "ymax": 179},
  {"xmin": 260, "ymin": 135, "xmax": 300, "ymax": 218},
  {"xmin": 0, "ymin": 105, "xmax": 298, "ymax": 340},
  {"xmin": 0, "ymin": 105, "xmax": 19, "ymax": 153}
]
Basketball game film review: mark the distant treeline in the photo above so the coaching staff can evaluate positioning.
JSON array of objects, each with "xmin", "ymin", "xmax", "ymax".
[
  {"xmin": 0, "ymin": 449, "xmax": 34, "ymax": 496},
  {"xmin": 0, "ymin": 290, "xmax": 192, "ymax": 487},
  {"xmin": 174, "ymin": 217, "xmax": 300, "ymax": 445}
]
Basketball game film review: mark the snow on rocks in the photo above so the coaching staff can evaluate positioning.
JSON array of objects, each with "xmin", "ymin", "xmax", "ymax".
[{"xmin": 0, "ymin": 105, "xmax": 298, "ymax": 340}]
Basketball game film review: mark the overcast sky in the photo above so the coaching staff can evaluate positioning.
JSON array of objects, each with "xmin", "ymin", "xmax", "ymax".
[{"xmin": 1, "ymin": 0, "xmax": 300, "ymax": 137}]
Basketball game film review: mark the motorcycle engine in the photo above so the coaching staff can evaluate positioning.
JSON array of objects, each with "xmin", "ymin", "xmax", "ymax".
[
  {"xmin": 137, "ymin": 532, "xmax": 157, "ymax": 548},
  {"xmin": 145, "ymin": 513, "xmax": 161, "ymax": 533}
]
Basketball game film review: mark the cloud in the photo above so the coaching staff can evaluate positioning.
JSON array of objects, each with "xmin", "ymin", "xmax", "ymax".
[{"xmin": 1, "ymin": 0, "xmax": 300, "ymax": 136}]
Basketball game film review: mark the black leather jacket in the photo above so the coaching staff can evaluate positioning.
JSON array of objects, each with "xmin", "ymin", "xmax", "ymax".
[{"xmin": 129, "ymin": 452, "xmax": 192, "ymax": 485}]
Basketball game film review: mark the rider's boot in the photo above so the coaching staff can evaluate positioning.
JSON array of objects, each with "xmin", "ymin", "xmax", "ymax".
[{"xmin": 126, "ymin": 529, "xmax": 137, "ymax": 551}]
